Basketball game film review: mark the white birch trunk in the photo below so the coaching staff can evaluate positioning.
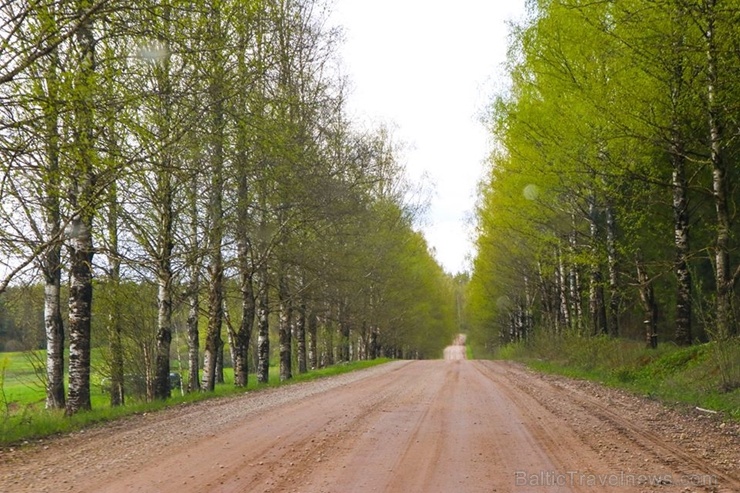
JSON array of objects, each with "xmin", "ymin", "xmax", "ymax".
[
  {"xmin": 704, "ymin": 0, "xmax": 735, "ymax": 338},
  {"xmin": 278, "ymin": 274, "xmax": 292, "ymax": 381},
  {"xmin": 256, "ymin": 268, "xmax": 270, "ymax": 383},
  {"xmin": 202, "ymin": 2, "xmax": 226, "ymax": 392},
  {"xmin": 557, "ymin": 248, "xmax": 570, "ymax": 333},
  {"xmin": 65, "ymin": 2, "xmax": 96, "ymax": 415},
  {"xmin": 66, "ymin": 216, "xmax": 94, "ymax": 415},
  {"xmin": 605, "ymin": 204, "xmax": 620, "ymax": 337},
  {"xmin": 186, "ymin": 172, "xmax": 201, "ymax": 392}
]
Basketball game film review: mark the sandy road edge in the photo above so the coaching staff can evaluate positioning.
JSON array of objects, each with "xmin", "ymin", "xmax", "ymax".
[{"xmin": 478, "ymin": 360, "xmax": 740, "ymax": 491}]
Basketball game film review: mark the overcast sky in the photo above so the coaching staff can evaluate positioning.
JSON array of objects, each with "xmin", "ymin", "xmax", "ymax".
[{"xmin": 329, "ymin": 0, "xmax": 527, "ymax": 273}]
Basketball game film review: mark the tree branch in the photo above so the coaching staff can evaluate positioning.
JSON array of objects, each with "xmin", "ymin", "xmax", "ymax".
[{"xmin": 0, "ymin": 0, "xmax": 112, "ymax": 85}]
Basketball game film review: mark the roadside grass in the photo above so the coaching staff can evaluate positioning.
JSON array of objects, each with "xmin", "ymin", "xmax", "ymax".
[
  {"xmin": 495, "ymin": 333, "xmax": 740, "ymax": 420},
  {"xmin": 0, "ymin": 353, "xmax": 391, "ymax": 447}
]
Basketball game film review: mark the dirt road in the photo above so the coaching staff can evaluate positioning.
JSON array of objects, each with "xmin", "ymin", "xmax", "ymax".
[
  {"xmin": 442, "ymin": 333, "xmax": 466, "ymax": 360},
  {"xmin": 1, "ymin": 354, "xmax": 738, "ymax": 493}
]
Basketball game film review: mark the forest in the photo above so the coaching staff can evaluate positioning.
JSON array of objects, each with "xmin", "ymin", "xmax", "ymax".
[
  {"xmin": 0, "ymin": 0, "xmax": 458, "ymax": 417},
  {"xmin": 468, "ymin": 0, "xmax": 740, "ymax": 352}
]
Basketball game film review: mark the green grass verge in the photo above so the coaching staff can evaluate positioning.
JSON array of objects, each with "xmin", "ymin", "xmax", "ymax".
[
  {"xmin": 494, "ymin": 333, "xmax": 740, "ymax": 420},
  {"xmin": 0, "ymin": 356, "xmax": 391, "ymax": 447}
]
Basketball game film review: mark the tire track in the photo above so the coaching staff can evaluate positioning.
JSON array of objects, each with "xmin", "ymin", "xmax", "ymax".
[
  {"xmin": 477, "ymin": 360, "xmax": 740, "ymax": 493},
  {"xmin": 471, "ymin": 361, "xmax": 621, "ymax": 493}
]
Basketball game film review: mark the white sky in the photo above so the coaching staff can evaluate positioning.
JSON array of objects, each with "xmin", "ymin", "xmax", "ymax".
[{"xmin": 330, "ymin": 0, "xmax": 527, "ymax": 274}]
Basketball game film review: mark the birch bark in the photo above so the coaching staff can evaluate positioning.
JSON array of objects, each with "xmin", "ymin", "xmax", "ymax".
[
  {"xmin": 587, "ymin": 194, "xmax": 607, "ymax": 336},
  {"xmin": 605, "ymin": 204, "xmax": 620, "ymax": 337},
  {"xmin": 307, "ymin": 311, "xmax": 318, "ymax": 370},
  {"xmin": 39, "ymin": 23, "xmax": 65, "ymax": 409},
  {"xmin": 256, "ymin": 266, "xmax": 270, "ymax": 384},
  {"xmin": 186, "ymin": 172, "xmax": 201, "ymax": 392},
  {"xmin": 66, "ymin": 0, "xmax": 97, "ymax": 415},
  {"xmin": 704, "ymin": 0, "xmax": 735, "ymax": 338},
  {"xmin": 636, "ymin": 255, "xmax": 658, "ymax": 349},
  {"xmin": 153, "ymin": 8, "xmax": 174, "ymax": 399},
  {"xmin": 278, "ymin": 274, "xmax": 293, "ymax": 381},
  {"xmin": 296, "ymin": 301, "xmax": 307, "ymax": 374},
  {"xmin": 202, "ymin": 1, "xmax": 226, "ymax": 392}
]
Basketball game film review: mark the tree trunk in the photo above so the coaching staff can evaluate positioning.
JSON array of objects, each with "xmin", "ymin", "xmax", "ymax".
[
  {"xmin": 278, "ymin": 274, "xmax": 292, "ymax": 381},
  {"xmin": 557, "ymin": 248, "xmax": 569, "ymax": 333},
  {"xmin": 232, "ymin": 16, "xmax": 257, "ymax": 388},
  {"xmin": 186, "ymin": 173, "xmax": 201, "ymax": 393},
  {"xmin": 43, "ymin": 265, "xmax": 65, "ymax": 409},
  {"xmin": 216, "ymin": 340, "xmax": 224, "ymax": 384},
  {"xmin": 671, "ymin": 148, "xmax": 692, "ymax": 345},
  {"xmin": 663, "ymin": 4, "xmax": 693, "ymax": 346},
  {"xmin": 234, "ymin": 265, "xmax": 255, "ymax": 387},
  {"xmin": 154, "ymin": 264, "xmax": 173, "ymax": 400},
  {"xmin": 256, "ymin": 266, "xmax": 270, "ymax": 384},
  {"xmin": 536, "ymin": 261, "xmax": 551, "ymax": 332},
  {"xmin": 296, "ymin": 301, "xmax": 307, "ymax": 374},
  {"xmin": 338, "ymin": 302, "xmax": 350, "ymax": 362},
  {"xmin": 605, "ymin": 204, "xmax": 620, "ymax": 337},
  {"xmin": 308, "ymin": 311, "xmax": 318, "ymax": 370},
  {"xmin": 704, "ymin": 0, "xmax": 735, "ymax": 338},
  {"xmin": 587, "ymin": 196, "xmax": 607, "ymax": 336},
  {"xmin": 523, "ymin": 275, "xmax": 534, "ymax": 337},
  {"xmin": 324, "ymin": 316, "xmax": 334, "ymax": 367},
  {"xmin": 202, "ymin": 3, "xmax": 226, "ymax": 391},
  {"xmin": 153, "ymin": 167, "xmax": 174, "ymax": 400},
  {"xmin": 233, "ymin": 159, "xmax": 255, "ymax": 387},
  {"xmin": 40, "ymin": 29, "xmax": 65, "ymax": 410},
  {"xmin": 369, "ymin": 327, "xmax": 379, "ymax": 360},
  {"xmin": 153, "ymin": 7, "xmax": 174, "ymax": 401},
  {"xmin": 568, "ymin": 219, "xmax": 583, "ymax": 333},
  {"xmin": 224, "ymin": 302, "xmax": 237, "ymax": 374},
  {"xmin": 66, "ymin": 217, "xmax": 94, "ymax": 415},
  {"xmin": 106, "ymin": 179, "xmax": 124, "ymax": 407},
  {"xmin": 66, "ymin": 5, "xmax": 96, "ymax": 416},
  {"xmin": 589, "ymin": 273, "xmax": 607, "ymax": 336},
  {"xmin": 636, "ymin": 254, "xmax": 658, "ymax": 349},
  {"xmin": 202, "ymin": 248, "xmax": 223, "ymax": 392}
]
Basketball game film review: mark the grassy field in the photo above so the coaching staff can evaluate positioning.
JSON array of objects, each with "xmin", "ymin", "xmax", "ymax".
[
  {"xmin": 0, "ymin": 350, "xmax": 391, "ymax": 446},
  {"xmin": 0, "ymin": 349, "xmax": 122, "ymax": 412},
  {"xmin": 495, "ymin": 333, "xmax": 740, "ymax": 420}
]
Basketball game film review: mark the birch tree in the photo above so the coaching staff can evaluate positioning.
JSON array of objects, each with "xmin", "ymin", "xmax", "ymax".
[
  {"xmin": 698, "ymin": 0, "xmax": 739, "ymax": 338},
  {"xmin": 200, "ymin": 0, "xmax": 227, "ymax": 392},
  {"xmin": 33, "ymin": 3, "xmax": 66, "ymax": 409},
  {"xmin": 65, "ymin": 0, "xmax": 99, "ymax": 415}
]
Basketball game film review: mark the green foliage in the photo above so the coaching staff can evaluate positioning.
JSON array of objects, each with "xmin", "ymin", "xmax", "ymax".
[{"xmin": 469, "ymin": 0, "xmax": 740, "ymax": 350}]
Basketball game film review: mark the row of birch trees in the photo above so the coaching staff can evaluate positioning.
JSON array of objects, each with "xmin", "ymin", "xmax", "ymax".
[
  {"xmin": 0, "ymin": 0, "xmax": 457, "ymax": 415},
  {"xmin": 469, "ymin": 0, "xmax": 740, "ymax": 349}
]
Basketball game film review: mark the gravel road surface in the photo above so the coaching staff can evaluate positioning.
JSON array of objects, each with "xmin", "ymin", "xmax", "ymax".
[{"xmin": 1, "ymin": 353, "xmax": 738, "ymax": 492}]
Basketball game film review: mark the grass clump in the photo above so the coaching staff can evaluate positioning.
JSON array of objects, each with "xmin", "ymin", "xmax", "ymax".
[{"xmin": 495, "ymin": 332, "xmax": 740, "ymax": 420}]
